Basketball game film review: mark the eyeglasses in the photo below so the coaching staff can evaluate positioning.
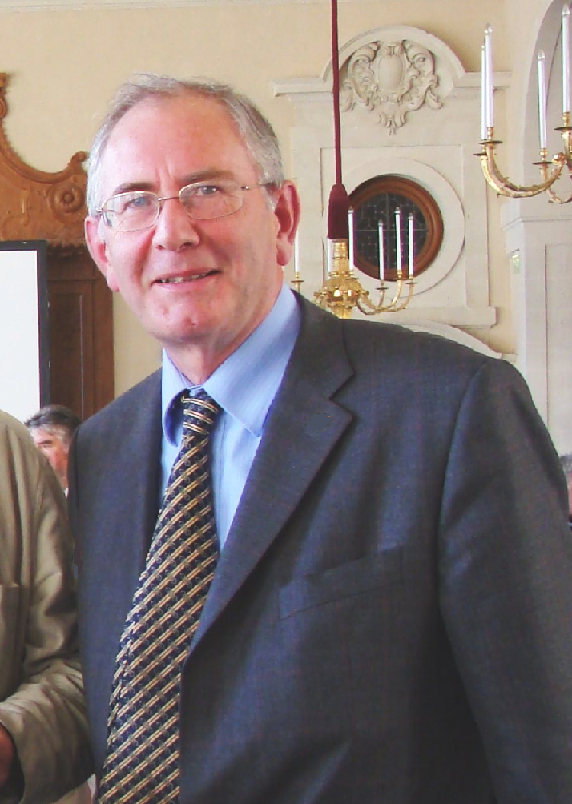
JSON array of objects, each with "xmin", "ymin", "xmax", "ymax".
[{"xmin": 96, "ymin": 178, "xmax": 272, "ymax": 233}]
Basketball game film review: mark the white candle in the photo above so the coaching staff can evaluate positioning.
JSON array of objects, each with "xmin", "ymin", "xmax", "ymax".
[
  {"xmin": 294, "ymin": 232, "xmax": 300, "ymax": 276},
  {"xmin": 538, "ymin": 51, "xmax": 548, "ymax": 150},
  {"xmin": 378, "ymin": 220, "xmax": 385, "ymax": 282},
  {"xmin": 395, "ymin": 208, "xmax": 402, "ymax": 278},
  {"xmin": 408, "ymin": 214, "xmax": 415, "ymax": 279},
  {"xmin": 484, "ymin": 24, "xmax": 494, "ymax": 130},
  {"xmin": 348, "ymin": 208, "xmax": 355, "ymax": 269},
  {"xmin": 563, "ymin": 3, "xmax": 571, "ymax": 114},
  {"xmin": 480, "ymin": 44, "xmax": 487, "ymax": 140}
]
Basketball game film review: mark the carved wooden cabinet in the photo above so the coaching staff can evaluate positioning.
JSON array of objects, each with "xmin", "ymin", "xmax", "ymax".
[{"xmin": 0, "ymin": 74, "xmax": 113, "ymax": 420}]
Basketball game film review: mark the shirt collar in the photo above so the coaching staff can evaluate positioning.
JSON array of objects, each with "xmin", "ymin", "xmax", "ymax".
[{"xmin": 162, "ymin": 283, "xmax": 300, "ymax": 445}]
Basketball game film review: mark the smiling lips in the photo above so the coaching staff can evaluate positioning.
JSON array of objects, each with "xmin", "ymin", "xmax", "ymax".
[{"xmin": 156, "ymin": 270, "xmax": 217, "ymax": 284}]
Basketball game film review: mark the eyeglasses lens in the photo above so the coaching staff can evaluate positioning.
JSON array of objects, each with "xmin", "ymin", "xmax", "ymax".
[
  {"xmin": 179, "ymin": 183, "xmax": 242, "ymax": 221},
  {"xmin": 103, "ymin": 181, "xmax": 246, "ymax": 232}
]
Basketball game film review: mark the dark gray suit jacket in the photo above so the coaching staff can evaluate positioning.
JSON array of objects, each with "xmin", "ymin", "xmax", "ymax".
[{"xmin": 69, "ymin": 297, "xmax": 572, "ymax": 804}]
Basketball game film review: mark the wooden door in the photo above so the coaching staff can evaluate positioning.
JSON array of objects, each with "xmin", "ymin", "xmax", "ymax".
[{"xmin": 47, "ymin": 247, "xmax": 114, "ymax": 420}]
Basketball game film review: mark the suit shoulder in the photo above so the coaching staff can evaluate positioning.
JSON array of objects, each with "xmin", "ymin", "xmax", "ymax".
[
  {"xmin": 78, "ymin": 370, "xmax": 161, "ymax": 439},
  {"xmin": 341, "ymin": 318, "xmax": 496, "ymax": 372}
]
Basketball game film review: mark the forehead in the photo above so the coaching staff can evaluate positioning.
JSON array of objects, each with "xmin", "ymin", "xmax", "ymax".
[
  {"xmin": 31, "ymin": 427, "xmax": 63, "ymax": 444},
  {"xmin": 100, "ymin": 95, "xmax": 255, "ymax": 193}
]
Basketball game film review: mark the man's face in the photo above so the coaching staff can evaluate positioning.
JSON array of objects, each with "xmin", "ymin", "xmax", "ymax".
[
  {"xmin": 30, "ymin": 427, "xmax": 69, "ymax": 489},
  {"xmin": 85, "ymin": 94, "xmax": 299, "ymax": 380}
]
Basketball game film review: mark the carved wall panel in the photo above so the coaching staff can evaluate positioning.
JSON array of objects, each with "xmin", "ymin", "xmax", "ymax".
[
  {"xmin": 0, "ymin": 74, "xmax": 87, "ymax": 247},
  {"xmin": 340, "ymin": 40, "xmax": 442, "ymax": 133}
]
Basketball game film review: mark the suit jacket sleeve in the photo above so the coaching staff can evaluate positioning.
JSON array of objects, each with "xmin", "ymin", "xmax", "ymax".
[
  {"xmin": 437, "ymin": 358, "xmax": 572, "ymax": 802},
  {"xmin": 0, "ymin": 415, "xmax": 92, "ymax": 804}
]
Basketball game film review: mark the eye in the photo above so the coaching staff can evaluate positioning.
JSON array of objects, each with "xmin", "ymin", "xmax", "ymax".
[
  {"xmin": 187, "ymin": 183, "xmax": 225, "ymax": 199},
  {"xmin": 121, "ymin": 192, "xmax": 156, "ymax": 212},
  {"xmin": 104, "ymin": 192, "xmax": 155, "ymax": 216}
]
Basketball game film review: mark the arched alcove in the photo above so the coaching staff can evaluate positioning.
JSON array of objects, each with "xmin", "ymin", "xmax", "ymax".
[{"xmin": 501, "ymin": 2, "xmax": 572, "ymax": 452}]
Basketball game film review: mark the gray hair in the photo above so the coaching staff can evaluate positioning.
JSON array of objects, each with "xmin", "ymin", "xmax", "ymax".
[
  {"xmin": 25, "ymin": 404, "xmax": 81, "ymax": 448},
  {"xmin": 86, "ymin": 73, "xmax": 285, "ymax": 215}
]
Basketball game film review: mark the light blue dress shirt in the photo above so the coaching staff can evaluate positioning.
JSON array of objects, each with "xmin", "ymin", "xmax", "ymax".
[{"xmin": 160, "ymin": 283, "xmax": 300, "ymax": 548}]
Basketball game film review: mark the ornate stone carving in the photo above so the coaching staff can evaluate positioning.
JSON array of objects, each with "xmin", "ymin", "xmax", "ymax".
[
  {"xmin": 0, "ymin": 73, "xmax": 88, "ymax": 247},
  {"xmin": 340, "ymin": 40, "xmax": 442, "ymax": 133}
]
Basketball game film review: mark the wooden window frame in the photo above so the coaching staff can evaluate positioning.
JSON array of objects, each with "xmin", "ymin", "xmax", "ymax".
[{"xmin": 349, "ymin": 175, "xmax": 444, "ymax": 281}]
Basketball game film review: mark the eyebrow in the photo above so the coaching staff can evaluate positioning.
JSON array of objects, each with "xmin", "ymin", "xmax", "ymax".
[
  {"xmin": 109, "ymin": 169, "xmax": 239, "ymax": 198},
  {"xmin": 35, "ymin": 436, "xmax": 56, "ymax": 446}
]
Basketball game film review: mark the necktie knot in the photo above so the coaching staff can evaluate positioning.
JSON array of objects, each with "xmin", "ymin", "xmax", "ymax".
[{"xmin": 181, "ymin": 390, "xmax": 221, "ymax": 438}]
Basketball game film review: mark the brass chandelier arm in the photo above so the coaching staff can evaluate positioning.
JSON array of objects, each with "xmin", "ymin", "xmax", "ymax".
[
  {"xmin": 544, "ymin": 144, "xmax": 572, "ymax": 202},
  {"xmin": 479, "ymin": 140, "xmax": 564, "ymax": 198},
  {"xmin": 546, "ymin": 184, "xmax": 572, "ymax": 203},
  {"xmin": 313, "ymin": 240, "xmax": 415, "ymax": 318},
  {"xmin": 478, "ymin": 118, "xmax": 572, "ymax": 201},
  {"xmin": 355, "ymin": 278, "xmax": 415, "ymax": 315}
]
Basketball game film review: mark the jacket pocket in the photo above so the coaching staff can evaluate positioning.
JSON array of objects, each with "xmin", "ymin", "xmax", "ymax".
[{"xmin": 279, "ymin": 547, "xmax": 403, "ymax": 619}]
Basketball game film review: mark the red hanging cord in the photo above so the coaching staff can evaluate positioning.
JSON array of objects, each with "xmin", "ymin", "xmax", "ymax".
[{"xmin": 327, "ymin": 0, "xmax": 349, "ymax": 240}]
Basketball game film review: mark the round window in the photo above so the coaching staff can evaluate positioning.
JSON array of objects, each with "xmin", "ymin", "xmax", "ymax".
[{"xmin": 349, "ymin": 175, "xmax": 444, "ymax": 282}]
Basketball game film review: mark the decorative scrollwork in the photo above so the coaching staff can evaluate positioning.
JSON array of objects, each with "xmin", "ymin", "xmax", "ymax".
[
  {"xmin": 47, "ymin": 178, "xmax": 86, "ymax": 222},
  {"xmin": 0, "ymin": 74, "xmax": 88, "ymax": 246},
  {"xmin": 340, "ymin": 40, "xmax": 442, "ymax": 133}
]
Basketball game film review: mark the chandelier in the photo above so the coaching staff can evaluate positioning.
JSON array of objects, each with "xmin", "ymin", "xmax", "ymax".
[
  {"xmin": 478, "ymin": 4, "xmax": 572, "ymax": 202},
  {"xmin": 291, "ymin": 0, "xmax": 415, "ymax": 318}
]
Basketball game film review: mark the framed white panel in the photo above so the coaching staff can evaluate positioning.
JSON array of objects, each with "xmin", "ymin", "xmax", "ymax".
[{"xmin": 0, "ymin": 241, "xmax": 49, "ymax": 422}]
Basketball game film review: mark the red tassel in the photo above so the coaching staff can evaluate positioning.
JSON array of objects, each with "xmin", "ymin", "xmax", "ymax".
[{"xmin": 327, "ymin": 183, "xmax": 349, "ymax": 240}]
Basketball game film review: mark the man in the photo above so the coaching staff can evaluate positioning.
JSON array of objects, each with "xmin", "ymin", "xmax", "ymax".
[
  {"xmin": 70, "ymin": 73, "xmax": 572, "ymax": 803},
  {"xmin": 25, "ymin": 405, "xmax": 81, "ymax": 493},
  {"xmin": 0, "ymin": 410, "xmax": 92, "ymax": 802}
]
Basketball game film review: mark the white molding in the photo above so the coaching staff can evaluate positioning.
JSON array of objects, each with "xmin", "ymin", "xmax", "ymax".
[
  {"xmin": 0, "ymin": 0, "xmax": 389, "ymax": 10},
  {"xmin": 277, "ymin": 24, "xmax": 498, "ymax": 334}
]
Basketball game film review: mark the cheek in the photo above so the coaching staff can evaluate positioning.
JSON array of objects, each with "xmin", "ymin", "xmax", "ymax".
[
  {"xmin": 101, "ymin": 232, "xmax": 148, "ymax": 294},
  {"xmin": 104, "ymin": 266, "xmax": 121, "ymax": 293}
]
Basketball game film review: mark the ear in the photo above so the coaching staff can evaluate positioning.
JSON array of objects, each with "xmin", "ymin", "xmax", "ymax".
[
  {"xmin": 273, "ymin": 181, "xmax": 300, "ymax": 268},
  {"xmin": 84, "ymin": 216, "xmax": 120, "ymax": 292}
]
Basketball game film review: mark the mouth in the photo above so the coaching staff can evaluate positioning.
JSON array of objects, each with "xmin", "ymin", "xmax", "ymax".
[{"xmin": 155, "ymin": 270, "xmax": 218, "ymax": 285}]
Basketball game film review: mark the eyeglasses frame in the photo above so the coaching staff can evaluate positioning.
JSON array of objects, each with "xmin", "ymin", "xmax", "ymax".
[{"xmin": 95, "ymin": 179, "xmax": 276, "ymax": 232}]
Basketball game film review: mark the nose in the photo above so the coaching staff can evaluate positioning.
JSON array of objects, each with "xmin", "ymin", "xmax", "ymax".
[{"xmin": 151, "ymin": 196, "xmax": 200, "ymax": 250}]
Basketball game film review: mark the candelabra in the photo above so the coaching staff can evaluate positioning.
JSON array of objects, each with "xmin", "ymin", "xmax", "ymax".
[
  {"xmin": 314, "ymin": 241, "xmax": 415, "ymax": 319},
  {"xmin": 291, "ymin": 0, "xmax": 416, "ymax": 319},
  {"xmin": 309, "ymin": 208, "xmax": 415, "ymax": 319},
  {"xmin": 479, "ymin": 6, "xmax": 572, "ymax": 202}
]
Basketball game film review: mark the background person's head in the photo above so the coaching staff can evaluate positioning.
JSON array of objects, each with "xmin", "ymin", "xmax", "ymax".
[{"xmin": 25, "ymin": 404, "xmax": 81, "ymax": 491}]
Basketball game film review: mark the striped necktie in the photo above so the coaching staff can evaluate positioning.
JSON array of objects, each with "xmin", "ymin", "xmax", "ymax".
[{"xmin": 98, "ymin": 391, "xmax": 221, "ymax": 803}]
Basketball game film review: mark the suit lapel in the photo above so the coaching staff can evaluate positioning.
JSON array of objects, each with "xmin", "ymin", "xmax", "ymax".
[
  {"xmin": 90, "ymin": 372, "xmax": 163, "ymax": 624},
  {"xmin": 192, "ymin": 301, "xmax": 354, "ymax": 646}
]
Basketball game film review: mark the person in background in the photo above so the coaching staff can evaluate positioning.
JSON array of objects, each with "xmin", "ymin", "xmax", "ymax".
[
  {"xmin": 24, "ymin": 404, "xmax": 94, "ymax": 803},
  {"xmin": 25, "ymin": 404, "xmax": 81, "ymax": 494},
  {"xmin": 0, "ymin": 409, "xmax": 92, "ymax": 802},
  {"xmin": 70, "ymin": 73, "xmax": 572, "ymax": 803},
  {"xmin": 559, "ymin": 453, "xmax": 572, "ymax": 530}
]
